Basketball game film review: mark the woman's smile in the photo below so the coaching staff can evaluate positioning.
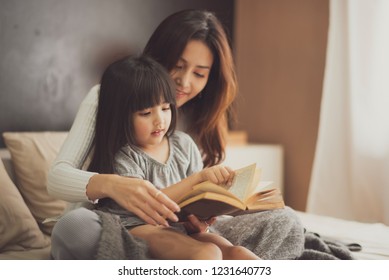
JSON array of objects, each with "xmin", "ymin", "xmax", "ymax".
[{"xmin": 176, "ymin": 89, "xmax": 189, "ymax": 98}]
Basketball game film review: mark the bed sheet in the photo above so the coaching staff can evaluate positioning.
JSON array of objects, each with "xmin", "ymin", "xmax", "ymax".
[{"xmin": 296, "ymin": 211, "xmax": 389, "ymax": 260}]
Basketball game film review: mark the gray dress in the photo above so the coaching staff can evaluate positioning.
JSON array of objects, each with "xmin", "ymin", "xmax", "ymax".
[{"xmin": 97, "ymin": 131, "xmax": 202, "ymax": 231}]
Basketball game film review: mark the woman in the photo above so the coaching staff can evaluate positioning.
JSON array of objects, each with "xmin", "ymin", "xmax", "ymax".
[{"xmin": 48, "ymin": 9, "xmax": 304, "ymax": 260}]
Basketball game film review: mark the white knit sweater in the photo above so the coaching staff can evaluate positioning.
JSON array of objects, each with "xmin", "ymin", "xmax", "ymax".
[{"xmin": 47, "ymin": 85, "xmax": 99, "ymax": 202}]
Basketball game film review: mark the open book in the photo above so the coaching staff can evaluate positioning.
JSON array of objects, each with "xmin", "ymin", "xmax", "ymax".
[{"xmin": 176, "ymin": 163, "xmax": 285, "ymax": 221}]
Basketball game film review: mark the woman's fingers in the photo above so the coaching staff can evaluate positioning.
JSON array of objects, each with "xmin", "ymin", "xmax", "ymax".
[
  {"xmin": 126, "ymin": 196, "xmax": 172, "ymax": 227},
  {"xmin": 152, "ymin": 189, "xmax": 180, "ymax": 214},
  {"xmin": 133, "ymin": 182, "xmax": 179, "ymax": 226},
  {"xmin": 137, "ymin": 202, "xmax": 170, "ymax": 227},
  {"xmin": 112, "ymin": 177, "xmax": 180, "ymax": 226},
  {"xmin": 144, "ymin": 182, "xmax": 180, "ymax": 219}
]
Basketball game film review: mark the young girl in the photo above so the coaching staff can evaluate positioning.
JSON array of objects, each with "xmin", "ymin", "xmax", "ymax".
[
  {"xmin": 91, "ymin": 54, "xmax": 259, "ymax": 260},
  {"xmin": 49, "ymin": 10, "xmax": 304, "ymax": 260}
]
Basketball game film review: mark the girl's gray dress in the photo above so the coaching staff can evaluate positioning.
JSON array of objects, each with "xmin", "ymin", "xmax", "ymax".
[{"xmin": 97, "ymin": 131, "xmax": 202, "ymax": 232}]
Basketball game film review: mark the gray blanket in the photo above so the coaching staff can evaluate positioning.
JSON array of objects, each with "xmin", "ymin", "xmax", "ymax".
[
  {"xmin": 93, "ymin": 210, "xmax": 354, "ymax": 260},
  {"xmin": 93, "ymin": 210, "xmax": 150, "ymax": 260},
  {"xmin": 297, "ymin": 231, "xmax": 354, "ymax": 260}
]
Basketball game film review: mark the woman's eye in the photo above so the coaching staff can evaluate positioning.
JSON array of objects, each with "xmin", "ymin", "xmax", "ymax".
[
  {"xmin": 175, "ymin": 65, "xmax": 183, "ymax": 70},
  {"xmin": 139, "ymin": 111, "xmax": 151, "ymax": 116},
  {"xmin": 162, "ymin": 106, "xmax": 171, "ymax": 111},
  {"xmin": 194, "ymin": 72, "xmax": 205, "ymax": 78}
]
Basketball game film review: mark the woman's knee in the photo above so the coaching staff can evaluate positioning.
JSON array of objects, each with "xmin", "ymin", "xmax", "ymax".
[{"xmin": 51, "ymin": 208, "xmax": 102, "ymax": 259}]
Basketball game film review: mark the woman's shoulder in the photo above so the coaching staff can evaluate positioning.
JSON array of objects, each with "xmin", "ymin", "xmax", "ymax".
[{"xmin": 82, "ymin": 84, "xmax": 100, "ymax": 105}]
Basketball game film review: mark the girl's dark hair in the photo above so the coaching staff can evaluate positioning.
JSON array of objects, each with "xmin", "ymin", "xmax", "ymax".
[
  {"xmin": 143, "ymin": 9, "xmax": 237, "ymax": 167},
  {"xmin": 88, "ymin": 55, "xmax": 177, "ymax": 173}
]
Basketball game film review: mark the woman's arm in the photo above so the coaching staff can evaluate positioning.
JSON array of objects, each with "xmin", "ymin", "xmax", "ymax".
[{"xmin": 47, "ymin": 85, "xmax": 99, "ymax": 202}]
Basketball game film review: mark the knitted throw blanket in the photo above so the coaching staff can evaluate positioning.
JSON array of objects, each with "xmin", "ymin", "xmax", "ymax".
[
  {"xmin": 297, "ymin": 231, "xmax": 354, "ymax": 260},
  {"xmin": 93, "ymin": 210, "xmax": 150, "ymax": 260}
]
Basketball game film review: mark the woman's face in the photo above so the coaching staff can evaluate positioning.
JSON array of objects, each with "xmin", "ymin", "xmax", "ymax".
[{"xmin": 170, "ymin": 40, "xmax": 214, "ymax": 108}]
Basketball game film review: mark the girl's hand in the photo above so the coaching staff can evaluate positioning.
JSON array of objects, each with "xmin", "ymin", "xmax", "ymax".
[
  {"xmin": 200, "ymin": 165, "xmax": 235, "ymax": 186},
  {"xmin": 183, "ymin": 214, "xmax": 217, "ymax": 234},
  {"xmin": 88, "ymin": 174, "xmax": 180, "ymax": 227}
]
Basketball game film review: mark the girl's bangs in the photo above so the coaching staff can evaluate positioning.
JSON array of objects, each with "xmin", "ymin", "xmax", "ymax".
[{"xmin": 131, "ymin": 73, "xmax": 175, "ymax": 111}]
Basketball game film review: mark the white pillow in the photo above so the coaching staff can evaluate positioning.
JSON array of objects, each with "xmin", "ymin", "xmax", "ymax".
[
  {"xmin": 3, "ymin": 132, "xmax": 69, "ymax": 234},
  {"xmin": 0, "ymin": 159, "xmax": 50, "ymax": 251}
]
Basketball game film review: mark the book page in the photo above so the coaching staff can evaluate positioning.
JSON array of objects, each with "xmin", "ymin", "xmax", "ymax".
[
  {"xmin": 226, "ymin": 163, "xmax": 256, "ymax": 201},
  {"xmin": 177, "ymin": 181, "xmax": 239, "ymax": 204},
  {"xmin": 246, "ymin": 168, "xmax": 262, "ymax": 195},
  {"xmin": 251, "ymin": 181, "xmax": 274, "ymax": 193}
]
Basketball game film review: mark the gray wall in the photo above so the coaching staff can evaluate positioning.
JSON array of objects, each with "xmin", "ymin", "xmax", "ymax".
[{"xmin": 0, "ymin": 0, "xmax": 234, "ymax": 147}]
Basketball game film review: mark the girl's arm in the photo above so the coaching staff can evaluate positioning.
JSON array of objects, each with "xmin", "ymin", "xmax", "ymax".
[
  {"xmin": 162, "ymin": 165, "xmax": 234, "ymax": 202},
  {"xmin": 47, "ymin": 85, "xmax": 179, "ymax": 226},
  {"xmin": 162, "ymin": 165, "xmax": 233, "ymax": 232},
  {"xmin": 162, "ymin": 132, "xmax": 234, "ymax": 202}
]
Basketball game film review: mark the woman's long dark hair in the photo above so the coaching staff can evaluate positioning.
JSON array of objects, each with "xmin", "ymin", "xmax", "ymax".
[
  {"xmin": 88, "ymin": 55, "xmax": 177, "ymax": 173},
  {"xmin": 143, "ymin": 10, "xmax": 237, "ymax": 167}
]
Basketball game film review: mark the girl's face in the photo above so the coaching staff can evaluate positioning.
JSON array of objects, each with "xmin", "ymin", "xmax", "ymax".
[
  {"xmin": 133, "ymin": 102, "xmax": 172, "ymax": 148},
  {"xmin": 170, "ymin": 40, "xmax": 214, "ymax": 108}
]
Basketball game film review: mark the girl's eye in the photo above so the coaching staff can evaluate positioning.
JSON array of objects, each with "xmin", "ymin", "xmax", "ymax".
[
  {"xmin": 139, "ymin": 111, "xmax": 151, "ymax": 116},
  {"xmin": 161, "ymin": 103, "xmax": 171, "ymax": 111},
  {"xmin": 175, "ymin": 65, "xmax": 184, "ymax": 70}
]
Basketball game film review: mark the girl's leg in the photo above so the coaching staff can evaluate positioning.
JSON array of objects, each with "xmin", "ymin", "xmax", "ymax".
[
  {"xmin": 51, "ymin": 207, "xmax": 101, "ymax": 260},
  {"xmin": 212, "ymin": 207, "xmax": 305, "ymax": 260},
  {"xmin": 191, "ymin": 232, "xmax": 260, "ymax": 260},
  {"xmin": 129, "ymin": 225, "xmax": 222, "ymax": 260}
]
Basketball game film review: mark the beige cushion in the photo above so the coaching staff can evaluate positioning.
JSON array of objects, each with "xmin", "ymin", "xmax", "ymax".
[
  {"xmin": 0, "ymin": 160, "xmax": 50, "ymax": 252},
  {"xmin": 3, "ymin": 132, "xmax": 69, "ymax": 234}
]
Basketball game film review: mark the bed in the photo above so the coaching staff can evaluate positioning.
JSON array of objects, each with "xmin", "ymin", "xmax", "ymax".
[
  {"xmin": 296, "ymin": 211, "xmax": 389, "ymax": 260},
  {"xmin": 1, "ymin": 132, "xmax": 389, "ymax": 260}
]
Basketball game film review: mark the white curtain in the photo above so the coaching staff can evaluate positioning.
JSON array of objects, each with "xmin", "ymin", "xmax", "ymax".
[{"xmin": 307, "ymin": 0, "xmax": 389, "ymax": 225}]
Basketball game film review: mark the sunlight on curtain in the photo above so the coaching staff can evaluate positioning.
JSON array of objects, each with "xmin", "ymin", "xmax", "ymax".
[{"xmin": 307, "ymin": 0, "xmax": 389, "ymax": 225}]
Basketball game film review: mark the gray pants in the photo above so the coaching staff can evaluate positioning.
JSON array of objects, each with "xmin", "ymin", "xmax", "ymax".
[
  {"xmin": 51, "ymin": 207, "xmax": 102, "ymax": 260},
  {"xmin": 51, "ymin": 206, "xmax": 304, "ymax": 260}
]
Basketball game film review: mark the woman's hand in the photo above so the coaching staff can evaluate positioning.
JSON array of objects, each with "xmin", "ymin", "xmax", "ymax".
[
  {"xmin": 200, "ymin": 165, "xmax": 235, "ymax": 186},
  {"xmin": 87, "ymin": 174, "xmax": 180, "ymax": 227},
  {"xmin": 183, "ymin": 214, "xmax": 217, "ymax": 234}
]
